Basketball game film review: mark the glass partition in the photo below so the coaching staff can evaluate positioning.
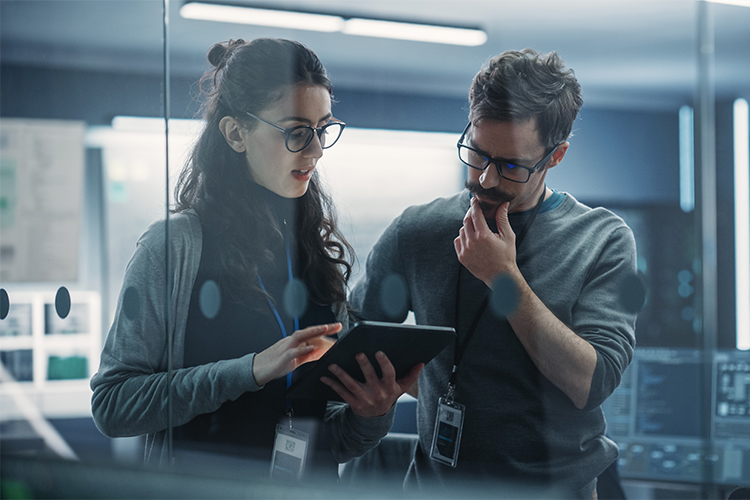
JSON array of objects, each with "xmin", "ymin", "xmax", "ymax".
[
  {"xmin": 0, "ymin": 0, "xmax": 169, "ymax": 474},
  {"xmin": 3, "ymin": 0, "xmax": 749, "ymax": 498}
]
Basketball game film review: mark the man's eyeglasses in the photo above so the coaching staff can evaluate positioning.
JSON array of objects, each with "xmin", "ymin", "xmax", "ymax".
[
  {"xmin": 457, "ymin": 122, "xmax": 559, "ymax": 184},
  {"xmin": 245, "ymin": 111, "xmax": 345, "ymax": 153}
]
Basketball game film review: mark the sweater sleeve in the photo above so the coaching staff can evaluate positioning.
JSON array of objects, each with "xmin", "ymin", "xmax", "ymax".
[
  {"xmin": 324, "ymin": 402, "xmax": 396, "ymax": 463},
  {"xmin": 90, "ymin": 221, "xmax": 263, "ymax": 438},
  {"xmin": 349, "ymin": 214, "xmax": 411, "ymax": 323},
  {"xmin": 577, "ymin": 225, "xmax": 639, "ymax": 410}
]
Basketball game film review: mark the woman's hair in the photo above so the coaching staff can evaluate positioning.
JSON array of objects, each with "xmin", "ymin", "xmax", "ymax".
[
  {"xmin": 174, "ymin": 38, "xmax": 353, "ymax": 308},
  {"xmin": 469, "ymin": 48, "xmax": 583, "ymax": 151}
]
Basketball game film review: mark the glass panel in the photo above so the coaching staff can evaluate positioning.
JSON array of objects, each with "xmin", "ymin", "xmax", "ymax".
[
  {"xmin": 0, "ymin": 0, "xmax": 167, "ymax": 477},
  {"xmin": 711, "ymin": 1, "xmax": 750, "ymax": 495},
  {"xmin": 8, "ymin": 0, "xmax": 749, "ymax": 498},
  {"xmin": 160, "ymin": 2, "xmax": 706, "ymax": 498}
]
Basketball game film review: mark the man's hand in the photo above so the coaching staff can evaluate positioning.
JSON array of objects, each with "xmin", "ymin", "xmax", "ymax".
[
  {"xmin": 455, "ymin": 195, "xmax": 597, "ymax": 410},
  {"xmin": 320, "ymin": 352, "xmax": 424, "ymax": 418},
  {"xmin": 454, "ymin": 197, "xmax": 517, "ymax": 287}
]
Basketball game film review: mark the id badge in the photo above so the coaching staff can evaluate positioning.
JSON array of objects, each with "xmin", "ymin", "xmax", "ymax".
[
  {"xmin": 429, "ymin": 397, "xmax": 465, "ymax": 467},
  {"xmin": 270, "ymin": 424, "xmax": 309, "ymax": 480}
]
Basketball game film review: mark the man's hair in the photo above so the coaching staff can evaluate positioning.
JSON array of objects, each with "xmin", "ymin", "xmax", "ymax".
[{"xmin": 469, "ymin": 48, "xmax": 583, "ymax": 151}]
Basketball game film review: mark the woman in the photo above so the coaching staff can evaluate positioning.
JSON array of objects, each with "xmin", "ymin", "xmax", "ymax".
[{"xmin": 90, "ymin": 38, "xmax": 420, "ymax": 480}]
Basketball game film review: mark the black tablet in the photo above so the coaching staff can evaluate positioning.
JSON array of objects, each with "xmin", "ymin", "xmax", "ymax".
[{"xmin": 286, "ymin": 321, "xmax": 456, "ymax": 401}]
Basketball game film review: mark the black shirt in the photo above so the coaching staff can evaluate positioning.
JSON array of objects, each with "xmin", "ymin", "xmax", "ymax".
[{"xmin": 175, "ymin": 185, "xmax": 337, "ymax": 477}]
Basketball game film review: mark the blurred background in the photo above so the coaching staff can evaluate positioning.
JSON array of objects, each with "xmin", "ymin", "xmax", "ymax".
[{"xmin": 0, "ymin": 0, "xmax": 749, "ymax": 498}]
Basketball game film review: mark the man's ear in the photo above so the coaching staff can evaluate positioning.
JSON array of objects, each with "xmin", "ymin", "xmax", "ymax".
[
  {"xmin": 546, "ymin": 141, "xmax": 569, "ymax": 170},
  {"xmin": 218, "ymin": 116, "xmax": 246, "ymax": 153}
]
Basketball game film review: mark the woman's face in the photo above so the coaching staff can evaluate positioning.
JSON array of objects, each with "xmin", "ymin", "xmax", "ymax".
[{"xmin": 242, "ymin": 85, "xmax": 332, "ymax": 198}]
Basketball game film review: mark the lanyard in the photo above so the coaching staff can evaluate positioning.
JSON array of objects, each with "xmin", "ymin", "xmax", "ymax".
[
  {"xmin": 448, "ymin": 188, "xmax": 546, "ymax": 388},
  {"xmin": 256, "ymin": 241, "xmax": 300, "ymax": 390}
]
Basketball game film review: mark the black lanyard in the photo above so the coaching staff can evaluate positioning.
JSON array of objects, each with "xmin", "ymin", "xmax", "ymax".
[{"xmin": 449, "ymin": 188, "xmax": 546, "ymax": 387}]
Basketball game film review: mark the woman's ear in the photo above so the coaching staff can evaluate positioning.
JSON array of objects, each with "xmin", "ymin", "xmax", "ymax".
[{"xmin": 218, "ymin": 116, "xmax": 246, "ymax": 153}]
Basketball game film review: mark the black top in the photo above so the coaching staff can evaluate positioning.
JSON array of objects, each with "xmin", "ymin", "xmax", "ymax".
[{"xmin": 175, "ymin": 185, "xmax": 337, "ymax": 477}]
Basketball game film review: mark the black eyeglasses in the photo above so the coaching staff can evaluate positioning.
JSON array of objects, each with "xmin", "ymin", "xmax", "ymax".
[
  {"xmin": 457, "ymin": 122, "xmax": 559, "ymax": 184},
  {"xmin": 244, "ymin": 111, "xmax": 345, "ymax": 153}
]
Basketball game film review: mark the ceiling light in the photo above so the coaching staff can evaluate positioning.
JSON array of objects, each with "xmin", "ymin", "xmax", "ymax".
[
  {"xmin": 180, "ymin": 3, "xmax": 344, "ymax": 32},
  {"xmin": 111, "ymin": 116, "xmax": 203, "ymax": 135},
  {"xmin": 180, "ymin": 2, "xmax": 487, "ymax": 46},
  {"xmin": 343, "ymin": 18, "xmax": 487, "ymax": 47},
  {"xmin": 705, "ymin": 0, "xmax": 750, "ymax": 7}
]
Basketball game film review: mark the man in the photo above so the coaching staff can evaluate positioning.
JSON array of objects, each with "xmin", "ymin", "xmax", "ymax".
[{"xmin": 350, "ymin": 49, "xmax": 638, "ymax": 499}]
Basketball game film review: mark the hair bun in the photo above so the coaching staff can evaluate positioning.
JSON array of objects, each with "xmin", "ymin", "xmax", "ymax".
[{"xmin": 207, "ymin": 39, "xmax": 246, "ymax": 68}]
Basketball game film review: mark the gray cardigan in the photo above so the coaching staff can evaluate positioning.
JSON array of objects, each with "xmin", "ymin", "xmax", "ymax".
[{"xmin": 91, "ymin": 210, "xmax": 394, "ymax": 466}]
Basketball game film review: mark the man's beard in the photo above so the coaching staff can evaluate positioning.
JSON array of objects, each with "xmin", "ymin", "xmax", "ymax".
[{"xmin": 464, "ymin": 180, "xmax": 514, "ymax": 215}]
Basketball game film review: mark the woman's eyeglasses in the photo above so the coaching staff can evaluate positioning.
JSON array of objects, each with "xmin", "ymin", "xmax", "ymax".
[{"xmin": 245, "ymin": 111, "xmax": 345, "ymax": 153}]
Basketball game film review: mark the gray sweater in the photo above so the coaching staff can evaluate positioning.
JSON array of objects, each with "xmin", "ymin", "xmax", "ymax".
[
  {"xmin": 350, "ymin": 190, "xmax": 637, "ymax": 494},
  {"xmin": 90, "ymin": 210, "xmax": 394, "ymax": 466}
]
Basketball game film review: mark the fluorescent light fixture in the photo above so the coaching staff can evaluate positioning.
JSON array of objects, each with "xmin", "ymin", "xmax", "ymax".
[
  {"xmin": 705, "ymin": 0, "xmax": 750, "ymax": 7},
  {"xmin": 111, "ymin": 116, "xmax": 203, "ymax": 135},
  {"xmin": 181, "ymin": 3, "xmax": 344, "ymax": 32},
  {"xmin": 180, "ymin": 2, "xmax": 486, "ymax": 46},
  {"xmin": 735, "ymin": 98, "xmax": 750, "ymax": 350},
  {"xmin": 343, "ymin": 18, "xmax": 487, "ymax": 46},
  {"xmin": 679, "ymin": 105, "xmax": 695, "ymax": 213}
]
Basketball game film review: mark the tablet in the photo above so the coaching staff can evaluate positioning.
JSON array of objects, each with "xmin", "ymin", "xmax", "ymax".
[{"xmin": 286, "ymin": 321, "xmax": 456, "ymax": 401}]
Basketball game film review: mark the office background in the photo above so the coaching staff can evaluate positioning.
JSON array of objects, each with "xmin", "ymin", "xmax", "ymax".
[{"xmin": 1, "ymin": 0, "xmax": 749, "ymax": 498}]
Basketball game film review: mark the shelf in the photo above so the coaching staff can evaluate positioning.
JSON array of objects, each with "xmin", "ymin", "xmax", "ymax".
[{"xmin": 0, "ymin": 290, "xmax": 101, "ymax": 419}]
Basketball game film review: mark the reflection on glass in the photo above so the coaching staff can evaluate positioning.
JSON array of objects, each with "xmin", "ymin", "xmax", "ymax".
[{"xmin": 0, "ymin": 0, "xmax": 747, "ymax": 498}]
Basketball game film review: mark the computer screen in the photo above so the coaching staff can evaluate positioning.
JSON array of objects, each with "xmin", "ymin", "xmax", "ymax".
[{"xmin": 603, "ymin": 348, "xmax": 750, "ymax": 484}]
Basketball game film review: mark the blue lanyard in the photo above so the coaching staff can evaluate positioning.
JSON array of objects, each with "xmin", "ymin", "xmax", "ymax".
[{"xmin": 256, "ymin": 241, "xmax": 300, "ymax": 389}]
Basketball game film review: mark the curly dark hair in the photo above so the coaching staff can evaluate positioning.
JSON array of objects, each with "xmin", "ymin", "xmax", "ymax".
[
  {"xmin": 173, "ymin": 38, "xmax": 353, "ymax": 308},
  {"xmin": 469, "ymin": 48, "xmax": 583, "ymax": 151}
]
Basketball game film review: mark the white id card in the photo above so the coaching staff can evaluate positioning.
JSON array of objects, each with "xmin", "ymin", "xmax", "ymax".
[
  {"xmin": 429, "ymin": 397, "xmax": 465, "ymax": 467},
  {"xmin": 270, "ymin": 424, "xmax": 309, "ymax": 480}
]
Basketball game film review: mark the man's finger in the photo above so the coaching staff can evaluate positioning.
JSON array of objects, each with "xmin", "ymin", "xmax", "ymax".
[
  {"xmin": 495, "ymin": 201, "xmax": 512, "ymax": 235},
  {"xmin": 459, "ymin": 226, "xmax": 469, "ymax": 249},
  {"xmin": 399, "ymin": 363, "xmax": 424, "ymax": 390},
  {"xmin": 327, "ymin": 364, "xmax": 363, "ymax": 395},
  {"xmin": 355, "ymin": 353, "xmax": 380, "ymax": 384},
  {"xmin": 320, "ymin": 376, "xmax": 354, "ymax": 403},
  {"xmin": 463, "ymin": 206, "xmax": 475, "ymax": 235},
  {"xmin": 471, "ymin": 196, "xmax": 491, "ymax": 235},
  {"xmin": 374, "ymin": 351, "xmax": 396, "ymax": 381}
]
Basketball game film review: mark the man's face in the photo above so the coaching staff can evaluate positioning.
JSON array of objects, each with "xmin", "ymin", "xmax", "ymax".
[{"xmin": 464, "ymin": 118, "xmax": 566, "ymax": 217}]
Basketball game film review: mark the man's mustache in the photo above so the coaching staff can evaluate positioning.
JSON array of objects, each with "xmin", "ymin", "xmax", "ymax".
[{"xmin": 464, "ymin": 180, "xmax": 513, "ymax": 204}]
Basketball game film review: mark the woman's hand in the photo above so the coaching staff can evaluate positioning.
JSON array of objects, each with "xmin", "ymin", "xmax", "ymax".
[
  {"xmin": 320, "ymin": 351, "xmax": 424, "ymax": 418},
  {"xmin": 252, "ymin": 323, "xmax": 340, "ymax": 387}
]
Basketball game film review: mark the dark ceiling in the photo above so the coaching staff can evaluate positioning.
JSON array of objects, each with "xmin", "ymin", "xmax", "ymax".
[{"xmin": 1, "ymin": 0, "xmax": 749, "ymax": 110}]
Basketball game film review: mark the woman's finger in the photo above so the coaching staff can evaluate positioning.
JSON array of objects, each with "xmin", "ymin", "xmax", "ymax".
[{"xmin": 293, "ymin": 322, "xmax": 341, "ymax": 343}]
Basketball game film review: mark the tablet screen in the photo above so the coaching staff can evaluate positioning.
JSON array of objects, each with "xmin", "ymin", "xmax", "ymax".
[{"xmin": 286, "ymin": 321, "xmax": 456, "ymax": 401}]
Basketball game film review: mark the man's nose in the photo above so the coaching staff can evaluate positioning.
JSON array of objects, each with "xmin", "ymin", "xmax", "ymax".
[{"xmin": 479, "ymin": 164, "xmax": 501, "ymax": 189}]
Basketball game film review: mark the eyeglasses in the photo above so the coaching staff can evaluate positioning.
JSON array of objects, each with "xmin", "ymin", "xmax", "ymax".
[
  {"xmin": 244, "ymin": 111, "xmax": 345, "ymax": 153},
  {"xmin": 457, "ymin": 122, "xmax": 559, "ymax": 184}
]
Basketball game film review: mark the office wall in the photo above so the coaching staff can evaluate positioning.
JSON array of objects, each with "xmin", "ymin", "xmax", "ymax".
[{"xmin": 1, "ymin": 62, "xmax": 681, "ymax": 206}]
